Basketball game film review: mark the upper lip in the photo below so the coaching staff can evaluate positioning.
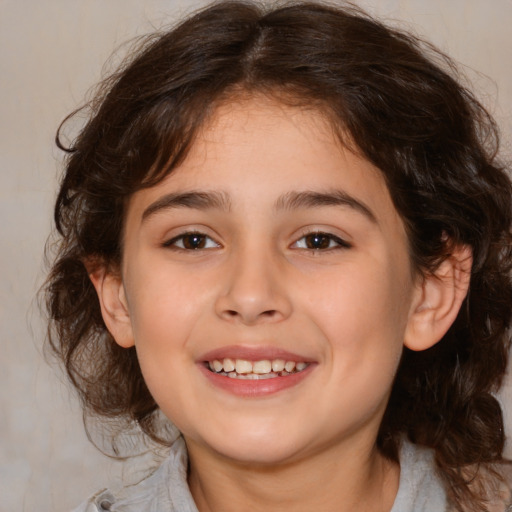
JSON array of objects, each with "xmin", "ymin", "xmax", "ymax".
[{"xmin": 199, "ymin": 345, "xmax": 315, "ymax": 363}]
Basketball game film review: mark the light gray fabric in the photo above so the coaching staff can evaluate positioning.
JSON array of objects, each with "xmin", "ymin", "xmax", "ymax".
[
  {"xmin": 390, "ymin": 441, "xmax": 447, "ymax": 512},
  {"xmin": 72, "ymin": 437, "xmax": 448, "ymax": 512},
  {"xmin": 71, "ymin": 437, "xmax": 198, "ymax": 512}
]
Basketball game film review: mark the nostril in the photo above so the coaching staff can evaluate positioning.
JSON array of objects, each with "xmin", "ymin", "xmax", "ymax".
[{"xmin": 222, "ymin": 308, "xmax": 279, "ymax": 322}]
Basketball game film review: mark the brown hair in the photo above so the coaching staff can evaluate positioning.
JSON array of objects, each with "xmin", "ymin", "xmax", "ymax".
[{"xmin": 45, "ymin": 2, "xmax": 512, "ymax": 509}]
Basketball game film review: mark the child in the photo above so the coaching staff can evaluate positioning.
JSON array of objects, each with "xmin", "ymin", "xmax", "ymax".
[{"xmin": 45, "ymin": 2, "xmax": 512, "ymax": 511}]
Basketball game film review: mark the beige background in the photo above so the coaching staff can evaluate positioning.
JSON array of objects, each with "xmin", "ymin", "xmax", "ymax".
[{"xmin": 1, "ymin": 1, "xmax": 511, "ymax": 511}]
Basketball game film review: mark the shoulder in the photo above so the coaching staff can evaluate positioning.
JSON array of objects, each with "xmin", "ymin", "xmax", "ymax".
[
  {"xmin": 392, "ymin": 440, "xmax": 448, "ymax": 512},
  {"xmin": 393, "ymin": 443, "xmax": 512, "ymax": 512},
  {"xmin": 70, "ymin": 437, "xmax": 198, "ymax": 512}
]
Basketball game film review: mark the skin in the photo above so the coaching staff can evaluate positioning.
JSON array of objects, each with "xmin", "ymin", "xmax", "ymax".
[{"xmin": 93, "ymin": 96, "xmax": 471, "ymax": 512}]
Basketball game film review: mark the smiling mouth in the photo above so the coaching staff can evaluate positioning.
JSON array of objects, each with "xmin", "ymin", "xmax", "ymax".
[{"xmin": 205, "ymin": 358, "xmax": 310, "ymax": 380}]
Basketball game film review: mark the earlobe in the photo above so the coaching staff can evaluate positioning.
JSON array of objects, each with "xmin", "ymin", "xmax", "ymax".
[
  {"xmin": 88, "ymin": 266, "xmax": 135, "ymax": 348},
  {"xmin": 404, "ymin": 245, "xmax": 472, "ymax": 352}
]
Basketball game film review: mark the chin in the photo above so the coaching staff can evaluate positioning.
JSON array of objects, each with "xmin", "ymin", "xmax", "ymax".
[
  {"xmin": 216, "ymin": 440, "xmax": 305, "ymax": 466},
  {"xmin": 196, "ymin": 423, "xmax": 315, "ymax": 467}
]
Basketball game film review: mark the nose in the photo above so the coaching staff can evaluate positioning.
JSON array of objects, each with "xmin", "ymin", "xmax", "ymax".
[{"xmin": 215, "ymin": 245, "xmax": 293, "ymax": 325}]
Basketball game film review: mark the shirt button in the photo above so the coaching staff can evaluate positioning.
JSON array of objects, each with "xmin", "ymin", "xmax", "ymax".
[{"xmin": 99, "ymin": 499, "xmax": 112, "ymax": 510}]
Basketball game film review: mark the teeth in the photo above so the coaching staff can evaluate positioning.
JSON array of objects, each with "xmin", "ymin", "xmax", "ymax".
[
  {"xmin": 271, "ymin": 359, "xmax": 285, "ymax": 372},
  {"xmin": 253, "ymin": 360, "xmax": 272, "ymax": 374},
  {"xmin": 223, "ymin": 358, "xmax": 235, "ymax": 372},
  {"xmin": 209, "ymin": 360, "xmax": 223, "ymax": 372},
  {"xmin": 258, "ymin": 373, "xmax": 280, "ymax": 380},
  {"xmin": 235, "ymin": 359, "xmax": 253, "ymax": 374},
  {"xmin": 207, "ymin": 357, "xmax": 309, "ymax": 378},
  {"xmin": 284, "ymin": 361, "xmax": 296, "ymax": 372}
]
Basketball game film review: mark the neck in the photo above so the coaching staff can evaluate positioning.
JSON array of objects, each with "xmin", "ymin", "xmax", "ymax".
[{"xmin": 186, "ymin": 435, "xmax": 400, "ymax": 512}]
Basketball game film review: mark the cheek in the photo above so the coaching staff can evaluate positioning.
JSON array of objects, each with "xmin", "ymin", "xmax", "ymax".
[
  {"xmin": 126, "ymin": 260, "xmax": 211, "ymax": 340},
  {"xmin": 305, "ymin": 270, "xmax": 408, "ymax": 431},
  {"xmin": 306, "ymin": 258, "xmax": 411, "ymax": 338},
  {"xmin": 125, "ymin": 276, "xmax": 202, "ymax": 426},
  {"xmin": 122, "ymin": 274, "xmax": 205, "ymax": 405},
  {"xmin": 303, "ymin": 255, "xmax": 412, "ymax": 385}
]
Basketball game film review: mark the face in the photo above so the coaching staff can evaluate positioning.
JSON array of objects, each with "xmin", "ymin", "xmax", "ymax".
[{"xmin": 115, "ymin": 97, "xmax": 421, "ymax": 467}]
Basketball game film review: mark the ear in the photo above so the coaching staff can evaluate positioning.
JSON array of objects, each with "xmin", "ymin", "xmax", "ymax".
[
  {"xmin": 404, "ymin": 245, "xmax": 472, "ymax": 351},
  {"xmin": 88, "ymin": 265, "xmax": 135, "ymax": 348}
]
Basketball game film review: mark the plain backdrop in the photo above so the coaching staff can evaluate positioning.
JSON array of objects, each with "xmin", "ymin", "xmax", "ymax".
[{"xmin": 1, "ymin": 1, "xmax": 511, "ymax": 510}]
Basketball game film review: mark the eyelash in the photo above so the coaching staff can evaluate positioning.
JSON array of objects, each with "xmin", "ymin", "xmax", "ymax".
[
  {"xmin": 163, "ymin": 232, "xmax": 220, "ymax": 250},
  {"xmin": 163, "ymin": 231, "xmax": 351, "ymax": 252},
  {"xmin": 293, "ymin": 231, "xmax": 352, "ymax": 251}
]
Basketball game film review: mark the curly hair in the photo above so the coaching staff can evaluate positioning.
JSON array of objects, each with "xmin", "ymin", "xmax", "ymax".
[{"xmin": 45, "ymin": 1, "xmax": 512, "ymax": 509}]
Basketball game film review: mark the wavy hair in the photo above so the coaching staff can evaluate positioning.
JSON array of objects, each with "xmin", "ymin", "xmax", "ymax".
[{"xmin": 45, "ymin": 2, "xmax": 512, "ymax": 509}]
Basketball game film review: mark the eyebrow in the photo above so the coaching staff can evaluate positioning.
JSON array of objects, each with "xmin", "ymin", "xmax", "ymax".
[
  {"xmin": 142, "ymin": 191, "xmax": 232, "ymax": 221},
  {"xmin": 274, "ymin": 190, "xmax": 377, "ymax": 223},
  {"xmin": 142, "ymin": 189, "xmax": 377, "ymax": 224}
]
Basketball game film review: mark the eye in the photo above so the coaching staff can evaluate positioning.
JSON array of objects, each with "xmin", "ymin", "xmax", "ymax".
[
  {"xmin": 164, "ymin": 232, "xmax": 220, "ymax": 250},
  {"xmin": 293, "ymin": 232, "xmax": 351, "ymax": 250}
]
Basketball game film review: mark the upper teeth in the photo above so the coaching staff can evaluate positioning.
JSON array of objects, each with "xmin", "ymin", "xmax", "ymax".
[{"xmin": 208, "ymin": 358, "xmax": 308, "ymax": 375}]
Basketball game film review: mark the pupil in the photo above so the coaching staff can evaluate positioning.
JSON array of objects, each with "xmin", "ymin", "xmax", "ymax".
[
  {"xmin": 184, "ymin": 234, "xmax": 205, "ymax": 249},
  {"xmin": 307, "ymin": 233, "xmax": 329, "ymax": 249}
]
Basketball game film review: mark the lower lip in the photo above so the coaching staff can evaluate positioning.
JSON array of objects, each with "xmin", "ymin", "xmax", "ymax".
[{"xmin": 198, "ymin": 363, "xmax": 316, "ymax": 397}]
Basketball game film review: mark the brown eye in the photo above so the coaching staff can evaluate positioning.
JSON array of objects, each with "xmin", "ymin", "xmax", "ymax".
[
  {"xmin": 165, "ymin": 232, "xmax": 219, "ymax": 250},
  {"xmin": 293, "ymin": 232, "xmax": 351, "ymax": 250},
  {"xmin": 305, "ymin": 233, "xmax": 332, "ymax": 249},
  {"xmin": 183, "ymin": 234, "xmax": 206, "ymax": 249}
]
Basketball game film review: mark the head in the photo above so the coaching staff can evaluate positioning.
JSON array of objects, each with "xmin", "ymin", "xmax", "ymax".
[{"xmin": 47, "ymin": 1, "xmax": 512, "ymax": 508}]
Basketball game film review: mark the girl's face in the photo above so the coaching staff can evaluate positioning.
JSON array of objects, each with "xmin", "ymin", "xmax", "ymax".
[{"xmin": 116, "ymin": 97, "xmax": 422, "ymax": 466}]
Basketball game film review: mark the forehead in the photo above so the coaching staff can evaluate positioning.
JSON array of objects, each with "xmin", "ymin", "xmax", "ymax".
[{"xmin": 126, "ymin": 96, "xmax": 405, "ymax": 239}]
